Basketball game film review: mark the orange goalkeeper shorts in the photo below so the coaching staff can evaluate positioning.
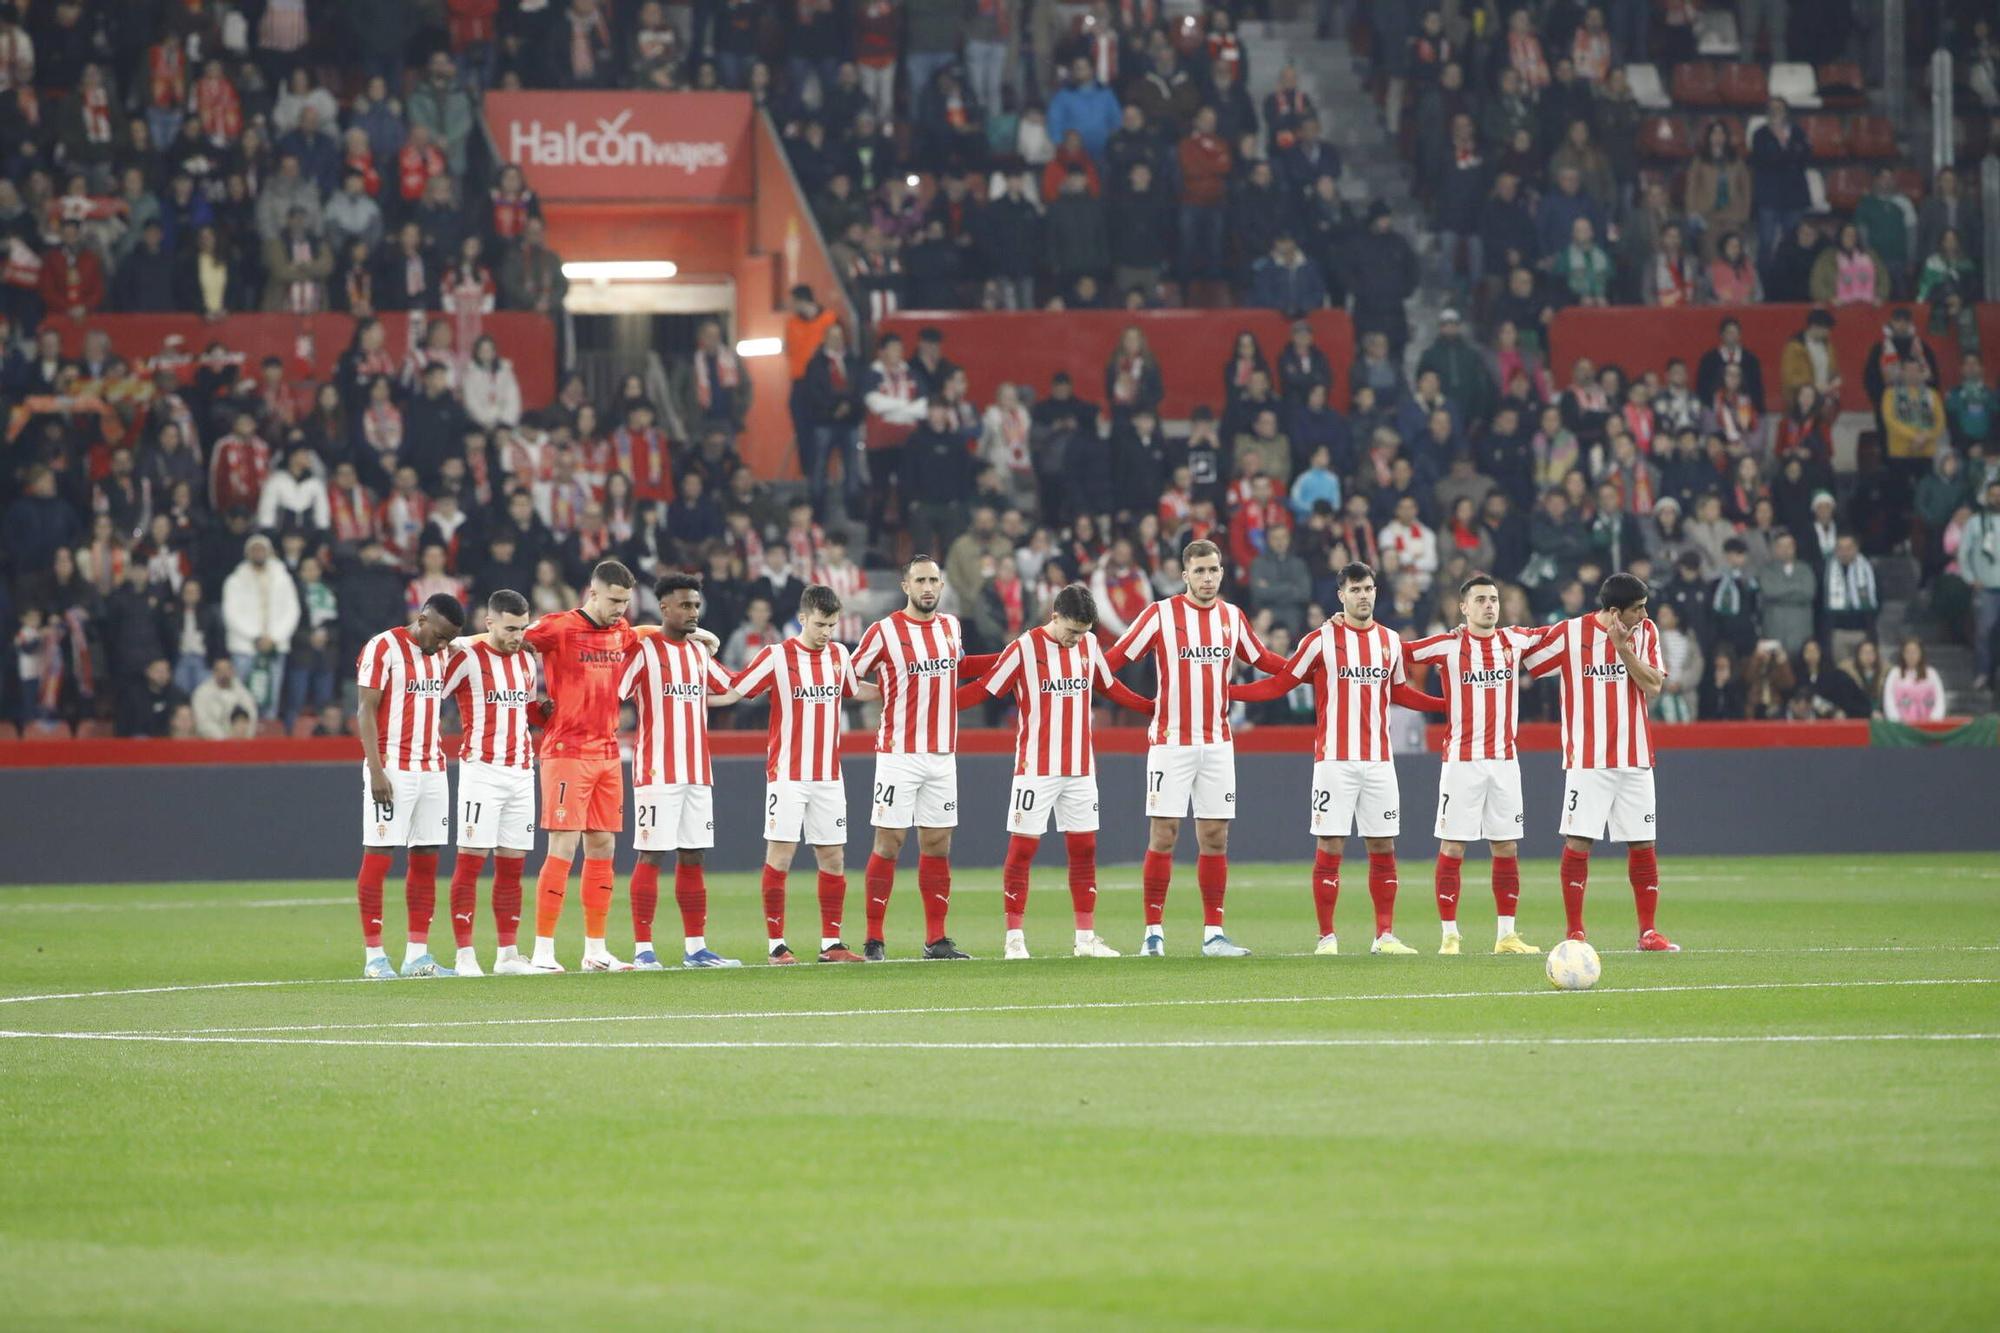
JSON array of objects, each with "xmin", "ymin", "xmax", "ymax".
[{"xmin": 540, "ymin": 757, "xmax": 623, "ymax": 832}]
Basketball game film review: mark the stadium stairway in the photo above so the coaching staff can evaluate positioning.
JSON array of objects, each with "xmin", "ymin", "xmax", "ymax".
[
  {"xmin": 1239, "ymin": 20, "xmax": 1428, "ymax": 366},
  {"xmin": 1874, "ymin": 553, "xmax": 1980, "ymax": 712}
]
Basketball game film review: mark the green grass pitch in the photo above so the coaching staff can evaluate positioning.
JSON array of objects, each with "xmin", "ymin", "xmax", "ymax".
[{"xmin": 2, "ymin": 852, "xmax": 1996, "ymax": 1330}]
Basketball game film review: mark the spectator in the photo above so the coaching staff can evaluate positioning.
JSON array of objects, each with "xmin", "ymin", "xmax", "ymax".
[
  {"xmin": 1643, "ymin": 222, "xmax": 1705, "ymax": 307},
  {"xmin": 1696, "ymin": 316, "xmax": 1767, "ymax": 407},
  {"xmin": 258, "ymin": 445, "xmax": 330, "ymax": 536},
  {"xmin": 1249, "ymin": 523, "xmax": 1311, "ymax": 630},
  {"xmin": 1248, "ymin": 231, "xmax": 1328, "ymax": 312},
  {"xmin": 1380, "ymin": 495, "xmax": 1440, "ymax": 591},
  {"xmin": 979, "ymin": 381, "xmax": 1038, "ymax": 516},
  {"xmin": 1711, "ymin": 538, "xmax": 1762, "ymax": 658},
  {"xmin": 1650, "ymin": 602, "xmax": 1702, "ymax": 723},
  {"xmin": 1044, "ymin": 164, "xmax": 1108, "ymax": 293},
  {"xmin": 408, "ymin": 51, "xmax": 475, "ymax": 178},
  {"xmin": 1841, "ymin": 638, "xmax": 1886, "ymax": 715},
  {"xmin": 1343, "ymin": 204, "xmax": 1417, "ymax": 345},
  {"xmin": 1914, "ymin": 168, "xmax": 1984, "ymax": 274},
  {"xmin": 1047, "ymin": 58, "xmax": 1119, "ymax": 165},
  {"xmin": 1882, "ymin": 637, "xmax": 1947, "ymax": 722},
  {"xmin": 1749, "ymin": 97, "xmax": 1812, "ymax": 260},
  {"xmin": 261, "ymin": 205, "xmax": 332, "ymax": 312},
  {"xmin": 190, "ymin": 657, "xmax": 258, "ymax": 739},
  {"xmin": 1824, "ymin": 534, "xmax": 1879, "ymax": 663},
  {"xmin": 800, "ymin": 319, "xmax": 865, "ymax": 520},
  {"xmin": 1551, "ymin": 216, "xmax": 1612, "ymax": 305},
  {"xmin": 220, "ymin": 531, "xmax": 301, "ymax": 703},
  {"xmin": 1916, "ymin": 227, "xmax": 1978, "ymax": 305},
  {"xmin": 1106, "ymin": 162, "xmax": 1174, "ymax": 300},
  {"xmin": 1175, "ymin": 109, "xmax": 1232, "ymax": 281},
  {"xmin": 945, "ymin": 504, "xmax": 1011, "ymax": 611},
  {"xmin": 903, "ymin": 399, "xmax": 975, "ymax": 559},
  {"xmin": 1946, "ymin": 354, "xmax": 1994, "ymax": 452},
  {"xmin": 1760, "ymin": 530, "xmax": 1818, "ymax": 656},
  {"xmin": 1699, "ymin": 647, "xmax": 1747, "ymax": 719},
  {"xmin": 1810, "ymin": 221, "xmax": 1889, "ymax": 306},
  {"xmin": 39, "ymin": 218, "xmax": 104, "ymax": 318},
  {"xmin": 116, "ymin": 657, "xmax": 186, "ymax": 738},
  {"xmin": 1684, "ymin": 121, "xmax": 1752, "ymax": 261},
  {"xmin": 1882, "ymin": 358, "xmax": 1947, "ymax": 477},
  {"xmin": 1104, "ymin": 325, "xmax": 1163, "ymax": 422},
  {"xmin": 1535, "ymin": 166, "xmax": 1603, "ymax": 259},
  {"xmin": 500, "ymin": 215, "xmax": 566, "ymax": 314},
  {"xmin": 974, "ymin": 170, "xmax": 1040, "ymax": 309},
  {"xmin": 1854, "ymin": 167, "xmax": 1916, "ymax": 292},
  {"xmin": 1961, "ymin": 480, "xmax": 2000, "ymax": 691},
  {"xmin": 675, "ymin": 317, "xmax": 751, "ymax": 443},
  {"xmin": 1417, "ymin": 309, "xmax": 1495, "ymax": 425}
]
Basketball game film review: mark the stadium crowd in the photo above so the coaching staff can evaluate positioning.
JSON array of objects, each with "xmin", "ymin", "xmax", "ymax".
[{"xmin": 0, "ymin": 1, "xmax": 1995, "ymax": 742}]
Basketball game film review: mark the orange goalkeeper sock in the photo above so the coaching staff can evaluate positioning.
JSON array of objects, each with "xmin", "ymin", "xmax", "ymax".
[
  {"xmin": 581, "ymin": 858, "xmax": 614, "ymax": 941},
  {"xmin": 534, "ymin": 855, "xmax": 573, "ymax": 938}
]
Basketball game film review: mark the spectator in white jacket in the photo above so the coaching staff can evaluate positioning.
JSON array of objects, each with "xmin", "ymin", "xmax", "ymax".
[
  {"xmin": 1378, "ymin": 495, "xmax": 1440, "ymax": 591},
  {"xmin": 190, "ymin": 657, "xmax": 259, "ymax": 739},
  {"xmin": 221, "ymin": 533, "xmax": 302, "ymax": 689},
  {"xmin": 461, "ymin": 334, "xmax": 522, "ymax": 432},
  {"xmin": 256, "ymin": 444, "xmax": 331, "ymax": 535}
]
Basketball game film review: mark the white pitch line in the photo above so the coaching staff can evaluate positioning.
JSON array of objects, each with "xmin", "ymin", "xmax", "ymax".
[
  {"xmin": 0, "ymin": 896, "xmax": 352, "ymax": 914},
  {"xmin": 2, "ymin": 1030, "xmax": 1994, "ymax": 1052},
  {"xmin": 41, "ymin": 976, "xmax": 2000, "ymax": 1038},
  {"xmin": 0, "ymin": 978, "xmax": 369, "ymax": 1006}
]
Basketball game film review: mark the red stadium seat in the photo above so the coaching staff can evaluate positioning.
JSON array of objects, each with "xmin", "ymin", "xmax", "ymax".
[
  {"xmin": 1817, "ymin": 62, "xmax": 1866, "ymax": 107},
  {"xmin": 290, "ymin": 716, "xmax": 318, "ymax": 737},
  {"xmin": 1639, "ymin": 115, "xmax": 1694, "ymax": 160},
  {"xmin": 1719, "ymin": 63, "xmax": 1769, "ymax": 108},
  {"xmin": 1822, "ymin": 165, "xmax": 1869, "ymax": 213},
  {"xmin": 1894, "ymin": 167, "xmax": 1928, "ymax": 205},
  {"xmin": 1848, "ymin": 115, "xmax": 1897, "ymax": 160},
  {"xmin": 1801, "ymin": 115, "xmax": 1848, "ymax": 159},
  {"xmin": 1670, "ymin": 62, "xmax": 1723, "ymax": 106},
  {"xmin": 22, "ymin": 720, "xmax": 71, "ymax": 739},
  {"xmin": 256, "ymin": 719, "xmax": 286, "ymax": 738},
  {"xmin": 73, "ymin": 720, "xmax": 105, "ymax": 739},
  {"xmin": 0, "ymin": 721, "xmax": 17, "ymax": 741}
]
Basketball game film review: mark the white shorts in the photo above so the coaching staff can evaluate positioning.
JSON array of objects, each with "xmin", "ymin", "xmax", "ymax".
[
  {"xmin": 869, "ymin": 752, "xmax": 959, "ymax": 829},
  {"xmin": 361, "ymin": 764, "xmax": 450, "ymax": 849},
  {"xmin": 1559, "ymin": 768, "xmax": 1658, "ymax": 843},
  {"xmin": 1309, "ymin": 759, "xmax": 1401, "ymax": 838},
  {"xmin": 1145, "ymin": 743, "xmax": 1237, "ymax": 820},
  {"xmin": 456, "ymin": 761, "xmax": 537, "ymax": 851},
  {"xmin": 1435, "ymin": 759, "xmax": 1526, "ymax": 843},
  {"xmin": 634, "ymin": 783, "xmax": 716, "ymax": 851},
  {"xmin": 1006, "ymin": 774, "xmax": 1101, "ymax": 835},
  {"xmin": 765, "ymin": 779, "xmax": 848, "ymax": 846}
]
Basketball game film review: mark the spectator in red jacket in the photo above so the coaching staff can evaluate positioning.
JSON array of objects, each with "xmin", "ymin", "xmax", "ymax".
[
  {"xmin": 1229, "ymin": 473, "xmax": 1294, "ymax": 578},
  {"xmin": 1177, "ymin": 105, "xmax": 1232, "ymax": 280},
  {"xmin": 40, "ymin": 220, "xmax": 105, "ymax": 319}
]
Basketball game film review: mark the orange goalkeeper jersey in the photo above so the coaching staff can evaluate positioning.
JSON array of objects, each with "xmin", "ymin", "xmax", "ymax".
[{"xmin": 524, "ymin": 608, "xmax": 640, "ymax": 761}]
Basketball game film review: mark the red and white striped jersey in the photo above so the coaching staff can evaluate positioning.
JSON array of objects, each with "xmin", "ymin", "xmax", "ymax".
[
  {"xmin": 1286, "ymin": 618, "xmax": 1406, "ymax": 763},
  {"xmin": 852, "ymin": 610, "xmax": 965, "ymax": 755},
  {"xmin": 357, "ymin": 626, "xmax": 448, "ymax": 772},
  {"xmin": 1522, "ymin": 614, "xmax": 1663, "ymax": 769},
  {"xmin": 1110, "ymin": 595, "xmax": 1272, "ymax": 746},
  {"xmin": 443, "ymin": 640, "xmax": 541, "ymax": 770},
  {"xmin": 982, "ymin": 626, "xmax": 1117, "ymax": 777},
  {"xmin": 733, "ymin": 639, "xmax": 858, "ymax": 783},
  {"xmin": 1406, "ymin": 626, "xmax": 1548, "ymax": 762},
  {"xmin": 618, "ymin": 634, "xmax": 733, "ymax": 786}
]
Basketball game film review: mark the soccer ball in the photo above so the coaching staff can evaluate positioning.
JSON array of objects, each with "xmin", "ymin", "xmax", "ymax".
[{"xmin": 1545, "ymin": 939, "xmax": 1601, "ymax": 991}]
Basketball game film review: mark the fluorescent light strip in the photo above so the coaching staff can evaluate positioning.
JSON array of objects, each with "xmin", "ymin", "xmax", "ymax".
[
  {"xmin": 735, "ymin": 338, "xmax": 783, "ymax": 358},
  {"xmin": 560, "ymin": 260, "xmax": 679, "ymax": 281}
]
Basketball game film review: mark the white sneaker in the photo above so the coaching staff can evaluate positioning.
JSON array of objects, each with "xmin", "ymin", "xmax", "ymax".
[
  {"xmin": 1003, "ymin": 933, "xmax": 1031, "ymax": 960},
  {"xmin": 454, "ymin": 949, "xmax": 485, "ymax": 978},
  {"xmin": 1314, "ymin": 933, "xmax": 1340, "ymax": 956},
  {"xmin": 1140, "ymin": 929, "xmax": 1165, "ymax": 957},
  {"xmin": 581, "ymin": 952, "xmax": 635, "ymax": 972},
  {"xmin": 528, "ymin": 955, "xmax": 566, "ymax": 974},
  {"xmin": 1072, "ymin": 933, "xmax": 1120, "ymax": 957},
  {"xmin": 493, "ymin": 956, "xmax": 540, "ymax": 975}
]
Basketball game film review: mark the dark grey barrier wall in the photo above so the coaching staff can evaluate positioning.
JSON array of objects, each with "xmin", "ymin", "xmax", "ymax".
[{"xmin": 2, "ymin": 747, "xmax": 1995, "ymax": 884}]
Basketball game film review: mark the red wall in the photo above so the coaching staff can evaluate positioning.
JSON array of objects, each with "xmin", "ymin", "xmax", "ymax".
[
  {"xmin": 45, "ymin": 312, "xmax": 558, "ymax": 405},
  {"xmin": 1549, "ymin": 302, "xmax": 2000, "ymax": 410},
  {"xmin": 877, "ymin": 309, "xmax": 1356, "ymax": 418}
]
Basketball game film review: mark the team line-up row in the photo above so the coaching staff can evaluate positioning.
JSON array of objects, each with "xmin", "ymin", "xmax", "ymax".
[{"xmin": 349, "ymin": 542, "xmax": 1678, "ymax": 980}]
